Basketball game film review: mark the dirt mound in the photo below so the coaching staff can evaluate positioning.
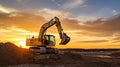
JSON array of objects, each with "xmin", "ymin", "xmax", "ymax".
[
  {"xmin": 0, "ymin": 42, "xmax": 83, "ymax": 66},
  {"xmin": 0, "ymin": 42, "xmax": 29, "ymax": 66}
]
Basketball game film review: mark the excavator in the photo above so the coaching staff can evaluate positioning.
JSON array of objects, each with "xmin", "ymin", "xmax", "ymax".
[{"xmin": 26, "ymin": 17, "xmax": 70, "ymax": 54}]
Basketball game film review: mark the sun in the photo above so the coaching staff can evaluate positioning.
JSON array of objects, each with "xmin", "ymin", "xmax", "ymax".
[{"xmin": 18, "ymin": 41, "xmax": 26, "ymax": 48}]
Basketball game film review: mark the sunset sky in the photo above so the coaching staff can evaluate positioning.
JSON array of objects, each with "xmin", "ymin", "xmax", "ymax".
[{"xmin": 0, "ymin": 0, "xmax": 120, "ymax": 48}]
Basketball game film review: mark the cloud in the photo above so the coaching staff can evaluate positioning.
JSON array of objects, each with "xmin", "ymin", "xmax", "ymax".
[
  {"xmin": 112, "ymin": 36, "xmax": 120, "ymax": 43},
  {"xmin": 0, "ymin": 7, "xmax": 70, "ymax": 33},
  {"xmin": 62, "ymin": 0, "xmax": 87, "ymax": 9},
  {"xmin": 51, "ymin": 0, "xmax": 61, "ymax": 6},
  {"xmin": 0, "ymin": 5, "xmax": 18, "ymax": 14},
  {"xmin": 0, "ymin": 12, "xmax": 46, "ymax": 32},
  {"xmin": 79, "ymin": 40, "xmax": 108, "ymax": 43},
  {"xmin": 63, "ymin": 15, "xmax": 120, "ymax": 37},
  {"xmin": 111, "ymin": 10, "xmax": 118, "ymax": 15},
  {"xmin": 9, "ymin": 12, "xmax": 24, "ymax": 17},
  {"xmin": 59, "ymin": 14, "xmax": 120, "ymax": 45},
  {"xmin": 17, "ymin": 0, "xmax": 24, "ymax": 3},
  {"xmin": 0, "ymin": 27, "xmax": 28, "ymax": 38},
  {"xmin": 0, "ymin": 29, "xmax": 12, "ymax": 34},
  {"xmin": 38, "ymin": 8, "xmax": 70, "ymax": 20},
  {"xmin": 16, "ymin": 0, "xmax": 31, "ymax": 3},
  {"xmin": 92, "ymin": 8, "xmax": 119, "ymax": 19},
  {"xmin": 68, "ymin": 16, "xmax": 97, "ymax": 22},
  {"xmin": 108, "ymin": 44, "xmax": 120, "ymax": 47},
  {"xmin": 10, "ymin": 26, "xmax": 30, "ymax": 33}
]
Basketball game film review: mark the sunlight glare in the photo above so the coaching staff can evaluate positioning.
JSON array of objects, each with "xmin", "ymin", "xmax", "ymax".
[{"xmin": 19, "ymin": 41, "xmax": 26, "ymax": 48}]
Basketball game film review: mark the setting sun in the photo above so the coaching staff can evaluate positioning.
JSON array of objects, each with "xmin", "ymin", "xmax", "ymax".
[{"xmin": 18, "ymin": 41, "xmax": 26, "ymax": 48}]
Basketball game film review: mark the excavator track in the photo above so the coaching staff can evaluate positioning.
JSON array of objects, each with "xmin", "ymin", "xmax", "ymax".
[{"xmin": 29, "ymin": 47, "xmax": 58, "ymax": 54}]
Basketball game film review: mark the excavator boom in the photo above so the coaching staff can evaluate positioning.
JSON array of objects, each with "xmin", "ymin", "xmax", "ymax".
[{"xmin": 38, "ymin": 17, "xmax": 70, "ymax": 45}]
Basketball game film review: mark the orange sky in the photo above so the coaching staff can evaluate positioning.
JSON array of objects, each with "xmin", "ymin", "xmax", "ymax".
[
  {"xmin": 0, "ymin": 4, "xmax": 120, "ymax": 49},
  {"xmin": 0, "ymin": 12, "xmax": 120, "ymax": 49}
]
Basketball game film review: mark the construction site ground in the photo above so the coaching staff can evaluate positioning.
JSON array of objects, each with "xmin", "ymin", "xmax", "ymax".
[{"xmin": 0, "ymin": 42, "xmax": 120, "ymax": 67}]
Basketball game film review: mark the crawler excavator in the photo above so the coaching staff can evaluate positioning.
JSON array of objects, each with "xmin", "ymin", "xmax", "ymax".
[{"xmin": 26, "ymin": 17, "xmax": 70, "ymax": 54}]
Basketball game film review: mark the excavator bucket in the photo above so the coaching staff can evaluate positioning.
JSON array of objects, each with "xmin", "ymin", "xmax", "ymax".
[{"xmin": 60, "ymin": 33, "xmax": 70, "ymax": 45}]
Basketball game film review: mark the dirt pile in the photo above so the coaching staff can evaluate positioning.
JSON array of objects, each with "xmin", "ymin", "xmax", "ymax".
[
  {"xmin": 0, "ymin": 42, "xmax": 83, "ymax": 66},
  {"xmin": 0, "ymin": 42, "xmax": 29, "ymax": 66}
]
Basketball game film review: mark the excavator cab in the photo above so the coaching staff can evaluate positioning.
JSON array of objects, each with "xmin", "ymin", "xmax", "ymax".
[{"xmin": 44, "ymin": 35, "xmax": 56, "ymax": 46}]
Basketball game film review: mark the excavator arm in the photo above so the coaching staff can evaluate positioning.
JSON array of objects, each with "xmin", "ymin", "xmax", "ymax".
[
  {"xmin": 38, "ymin": 17, "xmax": 70, "ymax": 45},
  {"xmin": 55, "ymin": 17, "xmax": 70, "ymax": 44}
]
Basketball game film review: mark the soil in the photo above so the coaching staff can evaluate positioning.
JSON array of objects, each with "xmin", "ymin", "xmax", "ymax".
[{"xmin": 0, "ymin": 42, "xmax": 120, "ymax": 67}]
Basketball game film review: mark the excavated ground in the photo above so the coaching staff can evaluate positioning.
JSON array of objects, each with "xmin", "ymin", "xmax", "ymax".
[{"xmin": 0, "ymin": 42, "xmax": 120, "ymax": 67}]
